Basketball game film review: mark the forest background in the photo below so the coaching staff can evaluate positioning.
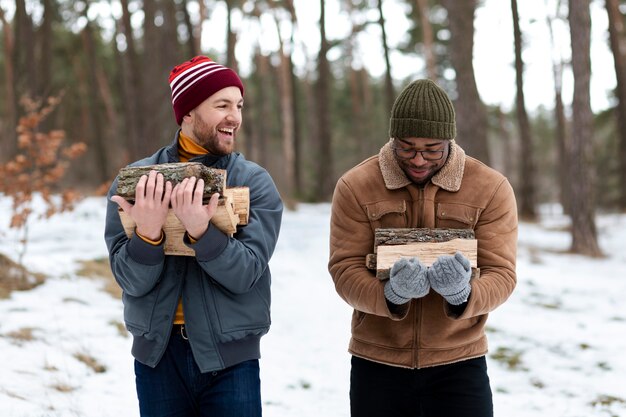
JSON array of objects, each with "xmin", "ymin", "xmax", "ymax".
[{"xmin": 1, "ymin": 0, "xmax": 626, "ymax": 258}]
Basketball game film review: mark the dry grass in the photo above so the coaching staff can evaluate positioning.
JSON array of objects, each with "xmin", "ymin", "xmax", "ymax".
[
  {"xmin": 50, "ymin": 382, "xmax": 76, "ymax": 393},
  {"xmin": 75, "ymin": 258, "xmax": 121, "ymax": 299},
  {"xmin": 0, "ymin": 253, "xmax": 46, "ymax": 299},
  {"xmin": 590, "ymin": 394, "xmax": 626, "ymax": 408},
  {"xmin": 109, "ymin": 319, "xmax": 129, "ymax": 338},
  {"xmin": 43, "ymin": 361, "xmax": 59, "ymax": 372},
  {"xmin": 4, "ymin": 327, "xmax": 38, "ymax": 345},
  {"xmin": 74, "ymin": 351, "xmax": 107, "ymax": 373},
  {"xmin": 490, "ymin": 346, "xmax": 526, "ymax": 371},
  {"xmin": 1, "ymin": 388, "xmax": 28, "ymax": 401}
]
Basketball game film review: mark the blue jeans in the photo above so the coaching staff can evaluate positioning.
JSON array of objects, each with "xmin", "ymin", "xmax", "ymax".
[
  {"xmin": 134, "ymin": 327, "xmax": 262, "ymax": 417},
  {"xmin": 350, "ymin": 355, "xmax": 493, "ymax": 417}
]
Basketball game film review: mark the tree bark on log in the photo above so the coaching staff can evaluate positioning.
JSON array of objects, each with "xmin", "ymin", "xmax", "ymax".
[
  {"xmin": 374, "ymin": 228, "xmax": 475, "ymax": 249},
  {"xmin": 115, "ymin": 162, "xmax": 226, "ymax": 201}
]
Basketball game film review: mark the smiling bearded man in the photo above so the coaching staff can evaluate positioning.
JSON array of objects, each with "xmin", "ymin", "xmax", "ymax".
[{"xmin": 104, "ymin": 56, "xmax": 283, "ymax": 417}]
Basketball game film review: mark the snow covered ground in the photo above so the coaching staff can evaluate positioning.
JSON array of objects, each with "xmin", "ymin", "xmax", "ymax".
[{"xmin": 1, "ymin": 196, "xmax": 625, "ymax": 417}]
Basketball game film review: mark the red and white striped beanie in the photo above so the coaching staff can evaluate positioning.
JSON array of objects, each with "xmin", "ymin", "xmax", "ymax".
[{"xmin": 169, "ymin": 56, "xmax": 244, "ymax": 125}]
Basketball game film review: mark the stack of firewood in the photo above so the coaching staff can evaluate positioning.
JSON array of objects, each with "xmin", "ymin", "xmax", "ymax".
[{"xmin": 115, "ymin": 162, "xmax": 249, "ymax": 256}]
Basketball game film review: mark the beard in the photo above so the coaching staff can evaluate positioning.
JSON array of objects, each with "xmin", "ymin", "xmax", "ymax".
[
  {"xmin": 191, "ymin": 116, "xmax": 236, "ymax": 156},
  {"xmin": 398, "ymin": 160, "xmax": 439, "ymax": 185}
]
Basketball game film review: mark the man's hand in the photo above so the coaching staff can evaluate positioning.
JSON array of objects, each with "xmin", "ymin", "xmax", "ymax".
[
  {"xmin": 170, "ymin": 176, "xmax": 220, "ymax": 240},
  {"xmin": 111, "ymin": 170, "xmax": 172, "ymax": 240},
  {"xmin": 428, "ymin": 251, "xmax": 472, "ymax": 305},
  {"xmin": 384, "ymin": 257, "xmax": 430, "ymax": 305}
]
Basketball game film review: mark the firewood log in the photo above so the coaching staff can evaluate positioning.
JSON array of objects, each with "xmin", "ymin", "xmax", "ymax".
[
  {"xmin": 114, "ymin": 162, "xmax": 249, "ymax": 255},
  {"xmin": 115, "ymin": 162, "xmax": 226, "ymax": 202},
  {"xmin": 367, "ymin": 228, "xmax": 478, "ymax": 280}
]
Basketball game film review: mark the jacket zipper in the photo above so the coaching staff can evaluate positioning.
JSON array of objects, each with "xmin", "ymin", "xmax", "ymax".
[
  {"xmin": 151, "ymin": 260, "xmax": 186, "ymax": 367},
  {"xmin": 412, "ymin": 186, "xmax": 425, "ymax": 368}
]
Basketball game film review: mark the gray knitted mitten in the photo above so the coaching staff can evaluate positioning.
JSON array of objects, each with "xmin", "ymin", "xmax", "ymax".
[
  {"xmin": 428, "ymin": 251, "xmax": 472, "ymax": 305},
  {"xmin": 384, "ymin": 257, "xmax": 430, "ymax": 305}
]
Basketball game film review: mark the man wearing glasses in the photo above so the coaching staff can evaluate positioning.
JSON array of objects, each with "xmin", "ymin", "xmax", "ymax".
[{"xmin": 328, "ymin": 79, "xmax": 518, "ymax": 417}]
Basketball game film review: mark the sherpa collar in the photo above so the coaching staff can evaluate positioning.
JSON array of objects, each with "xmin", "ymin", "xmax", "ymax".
[{"xmin": 378, "ymin": 138, "xmax": 465, "ymax": 192}]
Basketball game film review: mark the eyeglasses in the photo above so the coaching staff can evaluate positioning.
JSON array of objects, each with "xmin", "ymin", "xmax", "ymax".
[{"xmin": 391, "ymin": 145, "xmax": 446, "ymax": 161}]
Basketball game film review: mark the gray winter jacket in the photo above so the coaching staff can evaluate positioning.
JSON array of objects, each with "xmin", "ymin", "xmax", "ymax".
[{"xmin": 104, "ymin": 132, "xmax": 283, "ymax": 372}]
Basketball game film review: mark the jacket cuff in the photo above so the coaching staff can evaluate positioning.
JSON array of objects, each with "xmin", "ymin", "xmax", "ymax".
[
  {"xmin": 185, "ymin": 223, "xmax": 229, "ymax": 262},
  {"xmin": 127, "ymin": 234, "xmax": 165, "ymax": 265},
  {"xmin": 383, "ymin": 281, "xmax": 411, "ymax": 305}
]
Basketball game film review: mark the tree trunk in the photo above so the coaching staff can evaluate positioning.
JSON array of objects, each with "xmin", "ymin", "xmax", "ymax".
[
  {"xmin": 197, "ymin": 0, "xmax": 209, "ymax": 52},
  {"xmin": 81, "ymin": 21, "xmax": 109, "ymax": 183},
  {"xmin": 546, "ymin": 4, "xmax": 570, "ymax": 214},
  {"xmin": 554, "ymin": 83, "xmax": 569, "ymax": 213},
  {"xmin": 146, "ymin": 0, "xmax": 180, "ymax": 146},
  {"xmin": 251, "ymin": 51, "xmax": 270, "ymax": 166},
  {"xmin": 302, "ymin": 73, "xmax": 318, "ymax": 198},
  {"xmin": 360, "ymin": 68, "xmax": 377, "ymax": 158},
  {"xmin": 0, "ymin": 5, "xmax": 17, "ymax": 161},
  {"xmin": 13, "ymin": 0, "xmax": 37, "ymax": 102},
  {"xmin": 345, "ymin": 0, "xmax": 368, "ymax": 161},
  {"xmin": 37, "ymin": 0, "xmax": 53, "ymax": 100},
  {"xmin": 273, "ymin": 15, "xmax": 296, "ymax": 202},
  {"xmin": 315, "ymin": 0, "xmax": 334, "ymax": 201},
  {"xmin": 415, "ymin": 0, "xmax": 437, "ymax": 80},
  {"xmin": 142, "ymin": 0, "xmax": 164, "ymax": 148},
  {"xmin": 111, "ymin": 19, "xmax": 132, "ymax": 167},
  {"xmin": 225, "ymin": 0, "xmax": 239, "ymax": 73},
  {"xmin": 285, "ymin": 0, "xmax": 303, "ymax": 193},
  {"xmin": 120, "ymin": 0, "xmax": 145, "ymax": 162},
  {"xmin": 440, "ymin": 0, "xmax": 490, "ymax": 165},
  {"xmin": 605, "ymin": 0, "xmax": 626, "ymax": 211},
  {"xmin": 495, "ymin": 106, "xmax": 515, "ymax": 181},
  {"xmin": 348, "ymin": 66, "xmax": 365, "ymax": 157},
  {"xmin": 180, "ymin": 0, "xmax": 200, "ymax": 57},
  {"xmin": 10, "ymin": 0, "xmax": 36, "ymax": 161},
  {"xmin": 377, "ymin": 0, "xmax": 395, "ymax": 111},
  {"xmin": 511, "ymin": 0, "xmax": 537, "ymax": 220},
  {"xmin": 568, "ymin": 0, "xmax": 603, "ymax": 256},
  {"xmin": 289, "ymin": 42, "xmax": 303, "ymax": 196},
  {"xmin": 96, "ymin": 61, "xmax": 118, "ymax": 142}
]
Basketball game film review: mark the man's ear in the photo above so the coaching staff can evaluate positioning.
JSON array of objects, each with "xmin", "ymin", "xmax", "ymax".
[{"xmin": 181, "ymin": 112, "xmax": 193, "ymax": 124}]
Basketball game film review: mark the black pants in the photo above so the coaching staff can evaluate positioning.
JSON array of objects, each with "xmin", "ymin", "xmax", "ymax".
[{"xmin": 350, "ymin": 356, "xmax": 493, "ymax": 417}]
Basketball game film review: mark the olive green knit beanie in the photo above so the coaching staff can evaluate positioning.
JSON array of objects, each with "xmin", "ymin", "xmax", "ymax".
[{"xmin": 389, "ymin": 79, "xmax": 456, "ymax": 140}]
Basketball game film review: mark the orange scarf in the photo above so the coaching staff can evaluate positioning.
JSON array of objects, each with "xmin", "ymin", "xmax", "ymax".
[{"xmin": 178, "ymin": 132, "xmax": 207, "ymax": 162}]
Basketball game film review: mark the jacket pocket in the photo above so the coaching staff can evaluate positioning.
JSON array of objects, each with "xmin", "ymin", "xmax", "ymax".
[
  {"xmin": 420, "ymin": 313, "xmax": 486, "ymax": 349},
  {"xmin": 208, "ymin": 276, "xmax": 271, "ymax": 339},
  {"xmin": 436, "ymin": 203, "xmax": 480, "ymax": 229},
  {"xmin": 365, "ymin": 200, "xmax": 407, "ymax": 229},
  {"xmin": 352, "ymin": 311, "xmax": 413, "ymax": 349},
  {"xmin": 122, "ymin": 286, "xmax": 161, "ymax": 335},
  {"xmin": 419, "ymin": 295, "xmax": 486, "ymax": 349}
]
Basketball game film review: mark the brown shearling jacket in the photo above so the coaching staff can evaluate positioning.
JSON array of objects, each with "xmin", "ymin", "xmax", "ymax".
[{"xmin": 328, "ymin": 140, "xmax": 518, "ymax": 369}]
